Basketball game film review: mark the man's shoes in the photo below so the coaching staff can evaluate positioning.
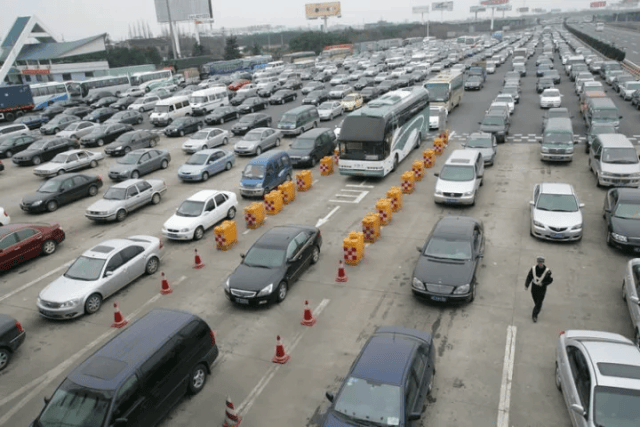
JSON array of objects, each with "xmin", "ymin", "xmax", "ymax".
[{"xmin": 532, "ymin": 314, "xmax": 538, "ymax": 323}]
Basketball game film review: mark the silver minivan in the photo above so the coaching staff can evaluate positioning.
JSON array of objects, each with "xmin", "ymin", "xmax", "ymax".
[
  {"xmin": 434, "ymin": 149, "xmax": 484, "ymax": 205},
  {"xmin": 0, "ymin": 123, "xmax": 29, "ymax": 144},
  {"xmin": 589, "ymin": 134, "xmax": 640, "ymax": 188}
]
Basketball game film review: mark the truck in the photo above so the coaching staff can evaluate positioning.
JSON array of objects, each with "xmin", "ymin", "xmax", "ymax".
[
  {"xmin": 467, "ymin": 60, "xmax": 486, "ymax": 82},
  {"xmin": 0, "ymin": 85, "xmax": 34, "ymax": 122},
  {"xmin": 492, "ymin": 31, "xmax": 503, "ymax": 42},
  {"xmin": 513, "ymin": 48, "xmax": 528, "ymax": 62}
]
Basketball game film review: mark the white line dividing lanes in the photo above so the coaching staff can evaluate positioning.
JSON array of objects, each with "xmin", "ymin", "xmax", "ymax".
[
  {"xmin": 0, "ymin": 260, "xmax": 73, "ymax": 304},
  {"xmin": 315, "ymin": 206, "xmax": 340, "ymax": 228},
  {"xmin": 497, "ymin": 325, "xmax": 517, "ymax": 427}
]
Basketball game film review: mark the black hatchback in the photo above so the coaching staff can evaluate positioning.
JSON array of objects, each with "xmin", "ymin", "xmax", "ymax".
[
  {"xmin": 231, "ymin": 113, "xmax": 271, "ymax": 135},
  {"xmin": 20, "ymin": 173, "xmax": 103, "ymax": 213},
  {"xmin": 225, "ymin": 225, "xmax": 322, "ymax": 305},
  {"xmin": 0, "ymin": 134, "xmax": 41, "ymax": 159},
  {"xmin": 164, "ymin": 117, "xmax": 203, "ymax": 137},
  {"xmin": 0, "ymin": 313, "xmax": 26, "ymax": 372},
  {"xmin": 205, "ymin": 106, "xmax": 239, "ymax": 125}
]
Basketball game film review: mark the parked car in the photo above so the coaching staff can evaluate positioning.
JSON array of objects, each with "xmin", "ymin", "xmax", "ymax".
[
  {"xmin": 128, "ymin": 95, "xmax": 161, "ymax": 112},
  {"xmin": 104, "ymin": 129, "xmax": 159, "ymax": 157},
  {"xmin": 0, "ymin": 134, "xmax": 41, "ymax": 159},
  {"xmin": 586, "ymin": 123, "xmax": 617, "ymax": 153},
  {"xmin": 317, "ymin": 101, "xmax": 343, "ymax": 121},
  {"xmin": 0, "ymin": 314, "xmax": 26, "ymax": 372},
  {"xmin": 464, "ymin": 75, "xmax": 484, "ymax": 90},
  {"xmin": 11, "ymin": 138, "xmax": 79, "ymax": 166},
  {"xmin": 411, "ymin": 216, "xmax": 484, "ymax": 303},
  {"xmin": 122, "ymin": 86, "xmax": 145, "ymax": 97},
  {"xmin": 111, "ymin": 96, "xmax": 137, "ymax": 111},
  {"xmin": 361, "ymin": 86, "xmax": 381, "ymax": 102},
  {"xmin": 622, "ymin": 259, "xmax": 640, "ymax": 346},
  {"xmin": 177, "ymin": 148, "xmax": 235, "ymax": 182},
  {"xmin": 55, "ymin": 121, "xmax": 98, "ymax": 140},
  {"xmin": 148, "ymin": 87, "xmax": 172, "ymax": 99},
  {"xmin": 104, "ymin": 110, "xmax": 144, "ymax": 125},
  {"xmin": 54, "ymin": 98, "xmax": 85, "ymax": 108},
  {"xmin": 377, "ymin": 79, "xmax": 401, "ymax": 94},
  {"xmin": 462, "ymin": 132, "xmax": 497, "ymax": 165},
  {"xmin": 84, "ymin": 90, "xmax": 113, "ymax": 105},
  {"xmin": 269, "ymin": 89, "xmax": 297, "ymax": 105},
  {"xmin": 85, "ymin": 179, "xmax": 167, "ymax": 222},
  {"xmin": 90, "ymin": 96, "xmax": 119, "ymax": 109},
  {"xmin": 224, "ymin": 225, "xmax": 322, "ymax": 305},
  {"xmin": 80, "ymin": 123, "xmax": 134, "ymax": 148},
  {"xmin": 329, "ymin": 85, "xmax": 354, "ymax": 99},
  {"xmin": 204, "ymin": 106, "xmax": 240, "ymax": 125},
  {"xmin": 540, "ymin": 88, "xmax": 563, "ymax": 108},
  {"xmin": 0, "ymin": 222, "xmax": 65, "ymax": 271},
  {"xmin": 40, "ymin": 104, "xmax": 66, "ymax": 120},
  {"xmin": 33, "ymin": 150, "xmax": 104, "ymax": 178},
  {"xmin": 604, "ymin": 187, "xmax": 640, "ymax": 252},
  {"xmin": 257, "ymin": 82, "xmax": 280, "ymax": 98},
  {"xmin": 231, "ymin": 113, "xmax": 272, "ymax": 135},
  {"xmin": 85, "ymin": 107, "xmax": 118, "ymax": 123},
  {"xmin": 63, "ymin": 106, "xmax": 93, "ymax": 119},
  {"xmin": 302, "ymin": 89, "xmax": 330, "ymax": 106},
  {"xmin": 0, "ymin": 208, "xmax": 8, "ymax": 226},
  {"xmin": 237, "ymin": 97, "xmax": 269, "ymax": 114},
  {"xmin": 228, "ymin": 79, "xmax": 251, "ymax": 91},
  {"xmin": 286, "ymin": 128, "xmax": 336, "ymax": 167},
  {"xmin": 181, "ymin": 128, "xmax": 230, "ymax": 153},
  {"xmin": 164, "ymin": 116, "xmax": 203, "ymax": 137},
  {"xmin": 14, "ymin": 114, "xmax": 49, "ymax": 130},
  {"xmin": 108, "ymin": 149, "xmax": 170, "ymax": 181},
  {"xmin": 537, "ymin": 77, "xmax": 555, "ymax": 93},
  {"xmin": 20, "ymin": 173, "xmax": 103, "ymax": 213},
  {"xmin": 234, "ymin": 128, "xmax": 282, "ymax": 156},
  {"xmin": 162, "ymin": 190, "xmax": 238, "ymax": 240},
  {"xmin": 301, "ymin": 82, "xmax": 325, "ymax": 95},
  {"xmin": 530, "ymin": 182, "xmax": 584, "ymax": 241},
  {"xmin": 40, "ymin": 115, "xmax": 81, "ymax": 135},
  {"xmin": 36, "ymin": 235, "xmax": 162, "ymax": 319},
  {"xmin": 353, "ymin": 77, "xmax": 374, "ymax": 91}
]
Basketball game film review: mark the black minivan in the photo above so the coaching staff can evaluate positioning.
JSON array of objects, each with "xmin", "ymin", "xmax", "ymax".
[
  {"xmin": 31, "ymin": 308, "xmax": 218, "ymax": 427},
  {"xmin": 286, "ymin": 128, "xmax": 337, "ymax": 167}
]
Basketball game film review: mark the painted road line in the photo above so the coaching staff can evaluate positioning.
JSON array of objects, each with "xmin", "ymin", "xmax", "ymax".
[
  {"xmin": 237, "ymin": 298, "xmax": 330, "ymax": 417},
  {"xmin": 0, "ymin": 260, "xmax": 73, "ymax": 304},
  {"xmin": 316, "ymin": 206, "xmax": 340, "ymax": 228},
  {"xmin": 329, "ymin": 188, "xmax": 369, "ymax": 204},
  {"xmin": 497, "ymin": 325, "xmax": 517, "ymax": 427},
  {"xmin": 0, "ymin": 276, "xmax": 187, "ymax": 425},
  {"xmin": 346, "ymin": 184, "xmax": 374, "ymax": 189}
]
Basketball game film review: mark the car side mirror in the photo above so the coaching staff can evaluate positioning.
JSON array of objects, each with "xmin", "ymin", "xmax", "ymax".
[
  {"xmin": 240, "ymin": 253, "xmax": 245, "ymax": 258},
  {"xmin": 579, "ymin": 203, "xmax": 585, "ymax": 208},
  {"xmin": 570, "ymin": 403, "xmax": 586, "ymax": 418},
  {"xmin": 408, "ymin": 412, "xmax": 422, "ymax": 421},
  {"xmin": 105, "ymin": 271, "xmax": 114, "ymax": 277},
  {"xmin": 604, "ymin": 208, "xmax": 611, "ymax": 213},
  {"xmin": 478, "ymin": 121, "xmax": 482, "ymax": 124},
  {"xmin": 44, "ymin": 395, "xmax": 51, "ymax": 404},
  {"xmin": 529, "ymin": 201, "xmax": 535, "ymax": 206},
  {"xmin": 433, "ymin": 172, "xmax": 439, "ymax": 177},
  {"xmin": 325, "ymin": 392, "xmax": 334, "ymax": 402},
  {"xmin": 630, "ymin": 295, "xmax": 640, "ymax": 305}
]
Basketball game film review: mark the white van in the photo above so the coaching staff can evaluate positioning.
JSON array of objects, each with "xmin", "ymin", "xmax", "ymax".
[
  {"xmin": 434, "ymin": 149, "xmax": 485, "ymax": 205},
  {"xmin": 589, "ymin": 134, "xmax": 640, "ymax": 188},
  {"xmin": 150, "ymin": 95, "xmax": 192, "ymax": 126},
  {"xmin": 264, "ymin": 61, "xmax": 285, "ymax": 73},
  {"xmin": 189, "ymin": 87, "xmax": 229, "ymax": 116}
]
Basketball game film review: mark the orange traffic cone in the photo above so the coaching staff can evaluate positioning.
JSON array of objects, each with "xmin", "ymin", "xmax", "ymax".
[
  {"xmin": 193, "ymin": 248, "xmax": 205, "ymax": 269},
  {"xmin": 111, "ymin": 302, "xmax": 128, "ymax": 328},
  {"xmin": 272, "ymin": 335, "xmax": 290, "ymax": 364},
  {"xmin": 335, "ymin": 259, "xmax": 348, "ymax": 282},
  {"xmin": 223, "ymin": 396, "xmax": 242, "ymax": 427},
  {"xmin": 301, "ymin": 300, "xmax": 316, "ymax": 326},
  {"xmin": 160, "ymin": 272, "xmax": 173, "ymax": 295}
]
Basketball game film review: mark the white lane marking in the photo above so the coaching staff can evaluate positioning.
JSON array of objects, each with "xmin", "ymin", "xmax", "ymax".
[
  {"xmin": 449, "ymin": 130, "xmax": 456, "ymax": 138},
  {"xmin": 312, "ymin": 179, "xmax": 319, "ymax": 185},
  {"xmin": 345, "ymin": 184, "xmax": 374, "ymax": 189},
  {"xmin": 497, "ymin": 325, "xmax": 517, "ymax": 427},
  {"xmin": 329, "ymin": 188, "xmax": 369, "ymax": 204},
  {"xmin": 243, "ymin": 230, "xmax": 251, "ymax": 235},
  {"xmin": 0, "ymin": 276, "xmax": 187, "ymax": 423},
  {"xmin": 237, "ymin": 299, "xmax": 330, "ymax": 417},
  {"xmin": 316, "ymin": 206, "xmax": 340, "ymax": 228},
  {"xmin": 0, "ymin": 260, "xmax": 72, "ymax": 303}
]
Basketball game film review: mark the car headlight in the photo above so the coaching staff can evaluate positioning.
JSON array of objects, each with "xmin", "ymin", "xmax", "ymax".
[
  {"xmin": 566, "ymin": 147, "xmax": 574, "ymax": 153},
  {"xmin": 115, "ymin": 146, "xmax": 122, "ymax": 150},
  {"xmin": 59, "ymin": 298, "xmax": 81, "ymax": 308},
  {"xmin": 412, "ymin": 277, "xmax": 426, "ymax": 290},
  {"xmin": 541, "ymin": 147, "xmax": 549, "ymax": 153},
  {"xmin": 32, "ymin": 200, "xmax": 43, "ymax": 206},
  {"xmin": 571, "ymin": 224, "xmax": 582, "ymax": 230},
  {"xmin": 533, "ymin": 220, "xmax": 544, "ymax": 228},
  {"xmin": 453, "ymin": 284, "xmax": 471, "ymax": 294},
  {"xmin": 257, "ymin": 283, "xmax": 273, "ymax": 297},
  {"xmin": 301, "ymin": 156, "xmax": 310, "ymax": 160},
  {"xmin": 180, "ymin": 228, "xmax": 190, "ymax": 233},
  {"xmin": 463, "ymin": 191, "xmax": 474, "ymax": 196},
  {"xmin": 225, "ymin": 277, "xmax": 230, "ymax": 290},
  {"xmin": 612, "ymin": 233, "xmax": 627, "ymax": 242},
  {"xmin": 435, "ymin": 190, "xmax": 443, "ymax": 196},
  {"xmin": 255, "ymin": 183, "xmax": 263, "ymax": 188}
]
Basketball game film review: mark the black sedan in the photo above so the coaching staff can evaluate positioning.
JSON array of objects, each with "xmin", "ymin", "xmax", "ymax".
[
  {"xmin": 104, "ymin": 110, "xmax": 144, "ymax": 125},
  {"xmin": 302, "ymin": 89, "xmax": 329, "ymax": 106},
  {"xmin": 84, "ymin": 91, "xmax": 113, "ymax": 105},
  {"xmin": 104, "ymin": 130, "xmax": 159, "ymax": 156},
  {"xmin": 112, "ymin": 96, "xmax": 137, "ymax": 111},
  {"xmin": 80, "ymin": 123, "xmax": 134, "ymax": 147},
  {"xmin": 164, "ymin": 116, "xmax": 203, "ymax": 137},
  {"xmin": 536, "ymin": 77, "xmax": 555, "ymax": 94},
  {"xmin": 237, "ymin": 97, "xmax": 268, "ymax": 114},
  {"xmin": 269, "ymin": 89, "xmax": 297, "ymax": 105},
  {"xmin": 377, "ymin": 80, "xmax": 400, "ymax": 94},
  {"xmin": 353, "ymin": 77, "xmax": 374, "ymax": 91},
  {"xmin": 604, "ymin": 188, "xmax": 640, "ymax": 252},
  {"xmin": 301, "ymin": 82, "xmax": 325, "ymax": 95},
  {"xmin": 225, "ymin": 225, "xmax": 322, "ymax": 305},
  {"xmin": 86, "ymin": 107, "xmax": 118, "ymax": 123},
  {"xmin": 282, "ymin": 79, "xmax": 302, "ymax": 90},
  {"xmin": 40, "ymin": 104, "xmax": 66, "ymax": 120},
  {"xmin": 411, "ymin": 216, "xmax": 484, "ymax": 303},
  {"xmin": 229, "ymin": 93, "xmax": 254, "ymax": 107},
  {"xmin": 14, "ymin": 115, "xmax": 49, "ymax": 130},
  {"xmin": 90, "ymin": 96, "xmax": 119, "ymax": 109},
  {"xmin": 464, "ymin": 76, "xmax": 484, "ymax": 91},
  {"xmin": 257, "ymin": 82, "xmax": 280, "ymax": 98},
  {"xmin": 20, "ymin": 173, "xmax": 103, "ymax": 213},
  {"xmin": 0, "ymin": 134, "xmax": 41, "ymax": 159},
  {"xmin": 205, "ymin": 106, "xmax": 240, "ymax": 125},
  {"xmin": 231, "ymin": 113, "xmax": 272, "ymax": 135},
  {"xmin": 11, "ymin": 138, "xmax": 79, "ymax": 166},
  {"xmin": 0, "ymin": 313, "xmax": 26, "ymax": 372},
  {"xmin": 361, "ymin": 86, "xmax": 381, "ymax": 102},
  {"xmin": 55, "ymin": 99, "xmax": 85, "ymax": 108},
  {"xmin": 63, "ymin": 106, "xmax": 93, "ymax": 119},
  {"xmin": 313, "ymin": 72, "xmax": 331, "ymax": 82},
  {"xmin": 397, "ymin": 75, "xmax": 415, "ymax": 88}
]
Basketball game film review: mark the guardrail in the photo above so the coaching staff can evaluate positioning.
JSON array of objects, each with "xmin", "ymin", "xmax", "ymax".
[{"xmin": 623, "ymin": 59, "xmax": 640, "ymax": 77}]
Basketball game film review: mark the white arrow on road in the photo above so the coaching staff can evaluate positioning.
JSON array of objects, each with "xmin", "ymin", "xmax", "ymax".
[{"xmin": 315, "ymin": 206, "xmax": 340, "ymax": 228}]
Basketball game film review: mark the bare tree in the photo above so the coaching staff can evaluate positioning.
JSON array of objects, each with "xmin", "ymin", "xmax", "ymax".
[{"xmin": 146, "ymin": 22, "xmax": 154, "ymax": 39}]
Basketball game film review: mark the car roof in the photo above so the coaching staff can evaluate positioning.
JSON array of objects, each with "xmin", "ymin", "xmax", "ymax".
[
  {"xmin": 255, "ymin": 225, "xmax": 315, "ymax": 248},
  {"xmin": 598, "ymin": 134, "xmax": 633, "ymax": 147},
  {"xmin": 614, "ymin": 187, "xmax": 640, "ymax": 202},
  {"xmin": 109, "ymin": 179, "xmax": 148, "ymax": 188},
  {"xmin": 67, "ymin": 308, "xmax": 198, "ymax": 391},
  {"xmin": 469, "ymin": 132, "xmax": 492, "ymax": 139},
  {"xmin": 46, "ymin": 172, "xmax": 89, "ymax": 182},
  {"xmin": 0, "ymin": 223, "xmax": 55, "ymax": 238},
  {"xmin": 350, "ymin": 334, "xmax": 416, "ymax": 385},
  {"xmin": 581, "ymin": 339, "xmax": 640, "ymax": 389},
  {"xmin": 82, "ymin": 238, "xmax": 141, "ymax": 259},
  {"xmin": 299, "ymin": 128, "xmax": 332, "ymax": 138},
  {"xmin": 433, "ymin": 216, "xmax": 478, "ymax": 237},
  {"xmin": 186, "ymin": 189, "xmax": 223, "ymax": 202},
  {"xmin": 250, "ymin": 149, "xmax": 289, "ymax": 165},
  {"xmin": 539, "ymin": 182, "xmax": 574, "ymax": 195}
]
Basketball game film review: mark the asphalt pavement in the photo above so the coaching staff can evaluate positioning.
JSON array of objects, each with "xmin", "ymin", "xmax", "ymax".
[{"xmin": 574, "ymin": 21, "xmax": 640, "ymax": 65}]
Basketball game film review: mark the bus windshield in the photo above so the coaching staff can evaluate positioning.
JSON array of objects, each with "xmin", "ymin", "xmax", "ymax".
[{"xmin": 426, "ymin": 83, "xmax": 450, "ymax": 102}]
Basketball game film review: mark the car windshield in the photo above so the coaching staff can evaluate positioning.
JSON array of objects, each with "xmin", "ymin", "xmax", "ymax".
[
  {"xmin": 539, "ymin": 78, "xmax": 553, "ymax": 85},
  {"xmin": 602, "ymin": 148, "xmax": 639, "ymax": 164},
  {"xmin": 319, "ymin": 103, "xmax": 334, "ymax": 110},
  {"xmin": 481, "ymin": 116, "xmax": 504, "ymax": 126},
  {"xmin": 243, "ymin": 246, "xmax": 285, "ymax": 268},
  {"xmin": 244, "ymin": 132, "xmax": 262, "ymax": 142},
  {"xmin": 626, "ymin": 82, "xmax": 640, "ymax": 90},
  {"xmin": 50, "ymin": 154, "xmax": 69, "ymax": 163},
  {"xmin": 467, "ymin": 137, "xmax": 492, "ymax": 148},
  {"xmin": 495, "ymin": 96, "xmax": 512, "ymax": 103},
  {"xmin": 37, "ymin": 379, "xmax": 111, "ymax": 427},
  {"xmin": 38, "ymin": 180, "xmax": 62, "ymax": 193},
  {"xmin": 439, "ymin": 165, "xmax": 475, "ymax": 182},
  {"xmin": 291, "ymin": 138, "xmax": 315, "ymax": 149},
  {"xmin": 103, "ymin": 187, "xmax": 126, "ymax": 200},
  {"xmin": 172, "ymin": 118, "xmax": 189, "ymax": 126},
  {"xmin": 424, "ymin": 237, "xmax": 472, "ymax": 260},
  {"xmin": 542, "ymin": 90, "xmax": 560, "ymax": 97},
  {"xmin": 238, "ymin": 116, "xmax": 254, "ymax": 124},
  {"xmin": 64, "ymin": 256, "xmax": 107, "ymax": 281},
  {"xmin": 176, "ymin": 200, "xmax": 204, "ymax": 217},
  {"xmin": 191, "ymin": 131, "xmax": 209, "ymax": 140},
  {"xmin": 191, "ymin": 96, "xmax": 208, "ymax": 104},
  {"xmin": 186, "ymin": 153, "xmax": 209, "ymax": 165},
  {"xmin": 594, "ymin": 109, "xmax": 620, "ymax": 120},
  {"xmin": 242, "ymin": 164, "xmax": 265, "ymax": 179},
  {"xmin": 592, "ymin": 125, "xmax": 616, "ymax": 135},
  {"xmin": 594, "ymin": 386, "xmax": 640, "ymax": 427},
  {"xmin": 117, "ymin": 153, "xmax": 141, "ymax": 165},
  {"xmin": 87, "ymin": 125, "xmax": 106, "ymax": 135},
  {"xmin": 468, "ymin": 77, "xmax": 482, "ymax": 82},
  {"xmin": 536, "ymin": 193, "xmax": 579, "ymax": 212},
  {"xmin": 344, "ymin": 95, "xmax": 357, "ymax": 101},
  {"xmin": 614, "ymin": 202, "xmax": 640, "ymax": 219},
  {"xmin": 544, "ymin": 133, "xmax": 573, "ymax": 144},
  {"xmin": 333, "ymin": 377, "xmax": 402, "ymax": 426},
  {"xmin": 29, "ymin": 140, "xmax": 46, "ymax": 150}
]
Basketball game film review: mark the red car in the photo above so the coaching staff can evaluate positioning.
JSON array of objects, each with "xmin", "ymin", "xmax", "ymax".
[
  {"xmin": 0, "ymin": 223, "xmax": 65, "ymax": 271},
  {"xmin": 228, "ymin": 79, "xmax": 251, "ymax": 91}
]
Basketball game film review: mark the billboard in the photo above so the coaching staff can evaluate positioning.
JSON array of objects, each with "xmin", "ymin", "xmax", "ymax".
[
  {"xmin": 533, "ymin": 8, "xmax": 546, "ymax": 12},
  {"xmin": 518, "ymin": 7, "xmax": 529, "ymax": 12},
  {"xmin": 470, "ymin": 6, "xmax": 486, "ymax": 12},
  {"xmin": 481, "ymin": 0, "xmax": 509, "ymax": 5},
  {"xmin": 305, "ymin": 2, "xmax": 342, "ymax": 19},
  {"xmin": 432, "ymin": 1, "xmax": 454, "ymax": 11},
  {"xmin": 496, "ymin": 4, "xmax": 512, "ymax": 10},
  {"xmin": 154, "ymin": 0, "xmax": 213, "ymax": 23},
  {"xmin": 590, "ymin": 1, "xmax": 606, "ymax": 7},
  {"xmin": 412, "ymin": 6, "xmax": 430, "ymax": 13}
]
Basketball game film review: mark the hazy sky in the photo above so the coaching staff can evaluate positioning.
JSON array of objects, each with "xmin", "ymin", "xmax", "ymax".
[{"xmin": 1, "ymin": 0, "xmax": 597, "ymax": 42}]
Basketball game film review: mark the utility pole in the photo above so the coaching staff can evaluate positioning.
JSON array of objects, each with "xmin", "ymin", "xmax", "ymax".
[{"xmin": 165, "ymin": 0, "xmax": 178, "ymax": 59}]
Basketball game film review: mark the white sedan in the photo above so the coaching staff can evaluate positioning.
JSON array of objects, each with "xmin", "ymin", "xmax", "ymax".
[
  {"xmin": 0, "ymin": 207, "xmax": 9, "ymax": 226},
  {"xmin": 540, "ymin": 89, "xmax": 562, "ymax": 109},
  {"xmin": 493, "ymin": 94, "xmax": 515, "ymax": 115},
  {"xmin": 181, "ymin": 128, "xmax": 231, "ymax": 154},
  {"xmin": 318, "ymin": 101, "xmax": 344, "ymax": 121},
  {"xmin": 33, "ymin": 149, "xmax": 104, "ymax": 178}
]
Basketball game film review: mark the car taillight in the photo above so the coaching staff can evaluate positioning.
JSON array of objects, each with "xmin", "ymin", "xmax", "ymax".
[
  {"xmin": 3, "ymin": 210, "xmax": 7, "ymax": 217},
  {"xmin": 16, "ymin": 321, "xmax": 24, "ymax": 332},
  {"xmin": 559, "ymin": 330, "xmax": 565, "ymax": 336},
  {"xmin": 97, "ymin": 175, "xmax": 103, "ymax": 181},
  {"xmin": 210, "ymin": 330, "xmax": 216, "ymax": 345}
]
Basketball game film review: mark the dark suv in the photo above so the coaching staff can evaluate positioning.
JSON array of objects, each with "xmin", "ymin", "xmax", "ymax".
[
  {"xmin": 479, "ymin": 111, "xmax": 510, "ymax": 143},
  {"xmin": 286, "ymin": 128, "xmax": 337, "ymax": 167}
]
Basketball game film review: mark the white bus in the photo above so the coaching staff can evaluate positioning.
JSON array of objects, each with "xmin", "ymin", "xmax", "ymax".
[
  {"xmin": 30, "ymin": 82, "xmax": 84, "ymax": 111},
  {"xmin": 337, "ymin": 87, "xmax": 430, "ymax": 177},
  {"xmin": 424, "ymin": 70, "xmax": 464, "ymax": 112},
  {"xmin": 264, "ymin": 61, "xmax": 285, "ymax": 73},
  {"xmin": 79, "ymin": 75, "xmax": 132, "ymax": 98},
  {"xmin": 131, "ymin": 70, "xmax": 173, "ymax": 92}
]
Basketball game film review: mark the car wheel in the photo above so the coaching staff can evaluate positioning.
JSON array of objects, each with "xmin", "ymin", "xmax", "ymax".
[
  {"xmin": 116, "ymin": 209, "xmax": 127, "ymax": 222},
  {"xmin": 222, "ymin": 138, "xmax": 228, "ymax": 145},
  {"xmin": 84, "ymin": 293, "xmax": 102, "ymax": 315},
  {"xmin": 188, "ymin": 363, "xmax": 208, "ymax": 395},
  {"xmin": 97, "ymin": 139, "xmax": 105, "ymax": 147},
  {"xmin": 179, "ymin": 130, "xmax": 185, "ymax": 137},
  {"xmin": 622, "ymin": 280, "xmax": 627, "ymax": 301},
  {"xmin": 160, "ymin": 159, "xmax": 169, "ymax": 169},
  {"xmin": 131, "ymin": 170, "xmax": 140, "ymax": 179},
  {"xmin": 4, "ymin": 150, "xmax": 12, "ymax": 158},
  {"xmin": 286, "ymin": 173, "xmax": 292, "ymax": 181},
  {"xmin": 139, "ymin": 107, "xmax": 145, "ymax": 113},
  {"xmin": 236, "ymin": 113, "xmax": 240, "ymax": 120},
  {"xmin": 606, "ymin": 231, "xmax": 613, "ymax": 247},
  {"xmin": 54, "ymin": 128, "xmax": 60, "ymax": 134},
  {"xmin": 89, "ymin": 159, "xmax": 98, "ymax": 168},
  {"xmin": 310, "ymin": 156, "xmax": 317, "ymax": 167},
  {"xmin": 56, "ymin": 169, "xmax": 66, "ymax": 176},
  {"xmin": 0, "ymin": 348, "xmax": 11, "ymax": 372},
  {"xmin": 256, "ymin": 146, "xmax": 262, "ymax": 156},
  {"xmin": 311, "ymin": 245, "xmax": 320, "ymax": 264},
  {"xmin": 225, "ymin": 162, "xmax": 232, "ymax": 171},
  {"xmin": 275, "ymin": 138, "xmax": 281, "ymax": 147},
  {"xmin": 124, "ymin": 146, "xmax": 131, "ymax": 154},
  {"xmin": 150, "ymin": 139, "xmax": 157, "ymax": 147},
  {"xmin": 555, "ymin": 362, "xmax": 562, "ymax": 391},
  {"xmin": 276, "ymin": 281, "xmax": 288, "ymax": 303},
  {"xmin": 392, "ymin": 155, "xmax": 398, "ymax": 172},
  {"xmin": 200, "ymin": 171, "xmax": 209, "ymax": 181},
  {"xmin": 88, "ymin": 185, "xmax": 98, "ymax": 196},
  {"xmin": 468, "ymin": 283, "xmax": 476, "ymax": 302},
  {"xmin": 145, "ymin": 256, "xmax": 159, "ymax": 275},
  {"xmin": 42, "ymin": 239, "xmax": 57, "ymax": 255},
  {"xmin": 32, "ymin": 156, "xmax": 41, "ymax": 165},
  {"xmin": 151, "ymin": 193, "xmax": 161, "ymax": 205},
  {"xmin": 46, "ymin": 200, "xmax": 58, "ymax": 212}
]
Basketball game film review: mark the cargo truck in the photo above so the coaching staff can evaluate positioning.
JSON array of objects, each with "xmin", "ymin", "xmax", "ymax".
[
  {"xmin": 467, "ymin": 60, "xmax": 486, "ymax": 82},
  {"xmin": 0, "ymin": 85, "xmax": 34, "ymax": 122}
]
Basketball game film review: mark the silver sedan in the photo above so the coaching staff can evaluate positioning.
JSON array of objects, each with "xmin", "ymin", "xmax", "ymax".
[
  {"xmin": 622, "ymin": 258, "xmax": 640, "ymax": 346},
  {"xmin": 33, "ymin": 149, "xmax": 104, "ymax": 178},
  {"xmin": 530, "ymin": 182, "xmax": 584, "ymax": 241},
  {"xmin": 233, "ymin": 128, "xmax": 282, "ymax": 156},
  {"xmin": 317, "ymin": 101, "xmax": 343, "ymax": 121},
  {"xmin": 181, "ymin": 128, "xmax": 231, "ymax": 154},
  {"xmin": 85, "ymin": 178, "xmax": 167, "ymax": 222},
  {"xmin": 108, "ymin": 149, "xmax": 171, "ymax": 181},
  {"xmin": 36, "ymin": 235, "xmax": 163, "ymax": 319},
  {"xmin": 56, "ymin": 121, "xmax": 98, "ymax": 140}
]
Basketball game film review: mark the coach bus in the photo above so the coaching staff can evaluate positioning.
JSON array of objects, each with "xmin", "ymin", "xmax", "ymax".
[
  {"xmin": 321, "ymin": 44, "xmax": 354, "ymax": 61},
  {"xmin": 424, "ymin": 70, "xmax": 464, "ymax": 112},
  {"xmin": 131, "ymin": 70, "xmax": 173, "ymax": 92},
  {"xmin": 79, "ymin": 75, "xmax": 132, "ymax": 98},
  {"xmin": 337, "ymin": 86, "xmax": 430, "ymax": 177},
  {"xmin": 201, "ymin": 56, "xmax": 273, "ymax": 76},
  {"xmin": 282, "ymin": 51, "xmax": 317, "ymax": 64},
  {"xmin": 30, "ymin": 82, "xmax": 84, "ymax": 110}
]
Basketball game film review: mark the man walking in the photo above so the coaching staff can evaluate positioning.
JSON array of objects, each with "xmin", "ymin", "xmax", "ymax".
[{"xmin": 525, "ymin": 256, "xmax": 553, "ymax": 323}]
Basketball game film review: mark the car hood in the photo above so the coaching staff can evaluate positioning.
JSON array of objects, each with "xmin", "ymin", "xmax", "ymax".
[
  {"xmin": 413, "ymin": 255, "xmax": 474, "ymax": 287},
  {"xmin": 287, "ymin": 148, "xmax": 313, "ymax": 157},
  {"xmin": 163, "ymin": 213, "xmax": 201, "ymax": 230},
  {"xmin": 435, "ymin": 178, "xmax": 476, "ymax": 194},
  {"xmin": 22, "ymin": 191, "xmax": 50, "ymax": 204},
  {"xmin": 610, "ymin": 216, "xmax": 640, "ymax": 237},
  {"xmin": 533, "ymin": 209, "xmax": 582, "ymax": 228},
  {"xmin": 109, "ymin": 164, "xmax": 134, "ymax": 174},
  {"xmin": 228, "ymin": 263, "xmax": 284, "ymax": 292},
  {"xmin": 601, "ymin": 162, "xmax": 640, "ymax": 175},
  {"xmin": 479, "ymin": 124, "xmax": 505, "ymax": 132},
  {"xmin": 87, "ymin": 198, "xmax": 121, "ymax": 211},
  {"xmin": 465, "ymin": 81, "xmax": 481, "ymax": 86},
  {"xmin": 39, "ymin": 275, "xmax": 92, "ymax": 303},
  {"xmin": 178, "ymin": 164, "xmax": 206, "ymax": 174},
  {"xmin": 321, "ymin": 412, "xmax": 368, "ymax": 427}
]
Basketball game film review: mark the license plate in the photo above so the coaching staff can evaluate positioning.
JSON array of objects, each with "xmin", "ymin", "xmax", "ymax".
[
  {"xmin": 235, "ymin": 298, "xmax": 249, "ymax": 304},
  {"xmin": 446, "ymin": 198, "xmax": 457, "ymax": 203},
  {"xmin": 168, "ymin": 233, "xmax": 179, "ymax": 238},
  {"xmin": 40, "ymin": 310, "xmax": 54, "ymax": 316},
  {"xmin": 551, "ymin": 233, "xmax": 563, "ymax": 239},
  {"xmin": 431, "ymin": 296, "xmax": 447, "ymax": 302}
]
